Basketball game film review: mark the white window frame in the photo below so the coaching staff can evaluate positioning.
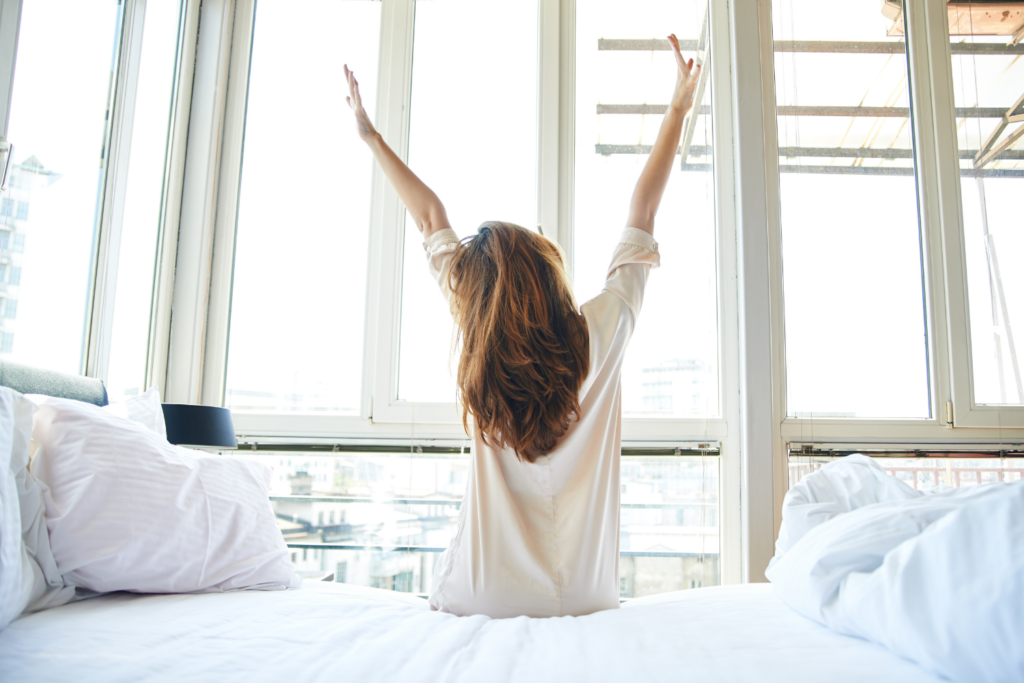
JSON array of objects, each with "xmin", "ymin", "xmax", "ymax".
[
  {"xmin": 183, "ymin": 0, "xmax": 749, "ymax": 582},
  {"xmin": 915, "ymin": 0, "xmax": 1024, "ymax": 430},
  {"xmin": 200, "ymin": 0, "xmax": 737, "ymax": 443},
  {"xmin": 0, "ymin": 0, "xmax": 192, "ymax": 390},
  {"xmin": 753, "ymin": 0, "xmax": 1024, "ymax": 460}
]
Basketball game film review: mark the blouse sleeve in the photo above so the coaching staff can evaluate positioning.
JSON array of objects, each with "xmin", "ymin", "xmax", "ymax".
[
  {"xmin": 423, "ymin": 228, "xmax": 461, "ymax": 302},
  {"xmin": 603, "ymin": 227, "xmax": 661, "ymax": 327}
]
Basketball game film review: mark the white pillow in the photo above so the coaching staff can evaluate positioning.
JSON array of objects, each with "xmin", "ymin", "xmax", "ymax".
[
  {"xmin": 29, "ymin": 395, "xmax": 299, "ymax": 594},
  {"xmin": 101, "ymin": 386, "xmax": 167, "ymax": 438},
  {"xmin": 0, "ymin": 387, "xmax": 73, "ymax": 631}
]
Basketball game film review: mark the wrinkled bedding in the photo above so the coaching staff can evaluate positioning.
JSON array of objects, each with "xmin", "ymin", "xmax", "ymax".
[
  {"xmin": 0, "ymin": 580, "xmax": 941, "ymax": 683},
  {"xmin": 767, "ymin": 455, "xmax": 1024, "ymax": 683}
]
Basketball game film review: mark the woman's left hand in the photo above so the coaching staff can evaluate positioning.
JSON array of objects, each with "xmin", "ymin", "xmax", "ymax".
[
  {"xmin": 344, "ymin": 64, "xmax": 377, "ymax": 142},
  {"xmin": 667, "ymin": 34, "xmax": 701, "ymax": 113}
]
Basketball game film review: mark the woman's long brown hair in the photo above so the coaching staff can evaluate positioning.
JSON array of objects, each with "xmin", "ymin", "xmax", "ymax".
[{"xmin": 446, "ymin": 222, "xmax": 589, "ymax": 462}]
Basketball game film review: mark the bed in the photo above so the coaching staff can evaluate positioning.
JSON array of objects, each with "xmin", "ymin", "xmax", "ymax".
[
  {"xmin": 0, "ymin": 580, "xmax": 941, "ymax": 682},
  {"xmin": 2, "ymin": 363, "xmax": 1019, "ymax": 683}
]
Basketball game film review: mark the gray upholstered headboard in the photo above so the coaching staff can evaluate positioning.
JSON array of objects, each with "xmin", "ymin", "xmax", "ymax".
[{"xmin": 0, "ymin": 360, "xmax": 108, "ymax": 406}]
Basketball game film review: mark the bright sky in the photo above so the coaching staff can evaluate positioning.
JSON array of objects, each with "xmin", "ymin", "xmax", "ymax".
[{"xmin": 3, "ymin": 1, "xmax": 119, "ymax": 376}]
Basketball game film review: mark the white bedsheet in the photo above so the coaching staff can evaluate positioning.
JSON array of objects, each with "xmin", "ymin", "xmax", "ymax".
[{"xmin": 0, "ymin": 581, "xmax": 940, "ymax": 682}]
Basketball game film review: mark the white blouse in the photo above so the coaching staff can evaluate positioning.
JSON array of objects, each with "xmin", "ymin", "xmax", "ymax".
[{"xmin": 423, "ymin": 226, "xmax": 660, "ymax": 618}]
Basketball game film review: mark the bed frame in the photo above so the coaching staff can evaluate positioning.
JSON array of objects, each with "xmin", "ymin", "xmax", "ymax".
[{"xmin": 0, "ymin": 360, "xmax": 108, "ymax": 406}]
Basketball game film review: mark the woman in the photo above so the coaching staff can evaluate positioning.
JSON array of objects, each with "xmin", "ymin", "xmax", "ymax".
[{"xmin": 344, "ymin": 34, "xmax": 701, "ymax": 618}]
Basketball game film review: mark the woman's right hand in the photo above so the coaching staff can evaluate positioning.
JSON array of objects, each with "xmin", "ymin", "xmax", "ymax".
[
  {"xmin": 344, "ymin": 64, "xmax": 377, "ymax": 142},
  {"xmin": 667, "ymin": 34, "xmax": 701, "ymax": 113}
]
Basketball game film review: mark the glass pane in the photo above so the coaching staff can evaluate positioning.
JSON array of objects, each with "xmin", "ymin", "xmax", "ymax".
[
  {"xmin": 105, "ymin": 1, "xmax": 184, "ymax": 401},
  {"xmin": 773, "ymin": 0, "xmax": 930, "ymax": 418},
  {"xmin": 0, "ymin": 0, "xmax": 122, "ymax": 373},
  {"xmin": 789, "ymin": 454, "xmax": 1024, "ymax": 490},
  {"xmin": 397, "ymin": 0, "xmax": 538, "ymax": 402},
  {"xmin": 574, "ymin": 0, "xmax": 719, "ymax": 418},
  {"xmin": 225, "ymin": 0, "xmax": 381, "ymax": 413},
  {"xmin": 946, "ymin": 12, "xmax": 1024, "ymax": 405},
  {"xmin": 233, "ymin": 450, "xmax": 718, "ymax": 597},
  {"xmin": 619, "ymin": 456, "xmax": 719, "ymax": 596}
]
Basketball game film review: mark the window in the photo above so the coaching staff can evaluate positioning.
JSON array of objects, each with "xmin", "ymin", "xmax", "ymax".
[
  {"xmin": 104, "ymin": 0, "xmax": 186, "ymax": 401},
  {"xmin": 945, "ymin": 12, "xmax": 1024, "ymax": 407},
  {"xmin": 8, "ymin": 0, "xmax": 1010, "ymax": 594},
  {"xmin": 0, "ymin": 0, "xmax": 123, "ymax": 374},
  {"xmin": 396, "ymin": 0, "xmax": 539, "ymax": 403},
  {"xmin": 241, "ymin": 446, "xmax": 718, "ymax": 597},
  {"xmin": 224, "ymin": 0, "xmax": 382, "ymax": 414},
  {"xmin": 771, "ymin": 0, "xmax": 930, "ymax": 419},
  {"xmin": 574, "ymin": 0, "xmax": 719, "ymax": 419}
]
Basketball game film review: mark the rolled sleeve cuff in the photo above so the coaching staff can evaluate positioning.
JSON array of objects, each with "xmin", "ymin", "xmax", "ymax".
[
  {"xmin": 619, "ymin": 227, "xmax": 659, "ymax": 253},
  {"xmin": 423, "ymin": 228, "xmax": 460, "ymax": 259}
]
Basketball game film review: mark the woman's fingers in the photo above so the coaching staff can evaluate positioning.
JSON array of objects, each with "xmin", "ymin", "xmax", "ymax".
[
  {"xmin": 344, "ymin": 65, "xmax": 365, "ymax": 111},
  {"xmin": 668, "ymin": 33, "xmax": 685, "ymax": 69}
]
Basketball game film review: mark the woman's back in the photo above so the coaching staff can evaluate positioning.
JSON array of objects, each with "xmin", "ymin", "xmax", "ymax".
[
  {"xmin": 343, "ymin": 33, "xmax": 698, "ymax": 618},
  {"xmin": 427, "ymin": 228, "xmax": 660, "ymax": 618}
]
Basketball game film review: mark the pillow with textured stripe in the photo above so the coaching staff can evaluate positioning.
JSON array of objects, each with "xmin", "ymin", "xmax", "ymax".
[
  {"xmin": 101, "ymin": 386, "xmax": 167, "ymax": 438},
  {"xmin": 29, "ymin": 395, "xmax": 299, "ymax": 594}
]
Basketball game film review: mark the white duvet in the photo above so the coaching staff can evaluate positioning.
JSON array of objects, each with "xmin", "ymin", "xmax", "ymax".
[{"xmin": 766, "ymin": 455, "xmax": 1024, "ymax": 683}]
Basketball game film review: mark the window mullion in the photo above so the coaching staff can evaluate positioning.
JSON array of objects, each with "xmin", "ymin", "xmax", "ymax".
[
  {"xmin": 904, "ymin": 0, "xmax": 954, "ymax": 428},
  {"xmin": 728, "ymin": 0, "xmax": 780, "ymax": 584},
  {"xmin": 164, "ymin": 0, "xmax": 236, "ymax": 404},
  {"xmin": 147, "ymin": 0, "xmax": 199, "ymax": 397},
  {"xmin": 536, "ymin": 0, "xmax": 573, "ymax": 274},
  {"xmin": 365, "ymin": 0, "xmax": 416, "ymax": 422},
  {"xmin": 85, "ymin": 0, "xmax": 145, "ymax": 383},
  {"xmin": 200, "ymin": 0, "xmax": 256, "ymax": 406}
]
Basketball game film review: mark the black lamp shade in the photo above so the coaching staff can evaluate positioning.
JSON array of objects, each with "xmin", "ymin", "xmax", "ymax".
[{"xmin": 161, "ymin": 404, "xmax": 238, "ymax": 449}]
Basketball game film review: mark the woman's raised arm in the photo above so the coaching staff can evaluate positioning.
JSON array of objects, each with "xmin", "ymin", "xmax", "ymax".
[
  {"xmin": 345, "ymin": 65, "xmax": 452, "ymax": 239},
  {"xmin": 625, "ymin": 35, "xmax": 701, "ymax": 236}
]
